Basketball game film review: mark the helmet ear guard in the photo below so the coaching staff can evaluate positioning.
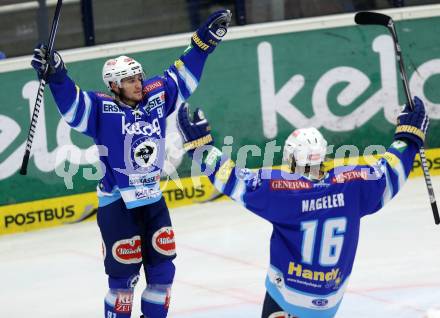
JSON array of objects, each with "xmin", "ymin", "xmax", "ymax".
[
  {"xmin": 102, "ymin": 56, "xmax": 145, "ymax": 91},
  {"xmin": 282, "ymin": 127, "xmax": 328, "ymax": 179}
]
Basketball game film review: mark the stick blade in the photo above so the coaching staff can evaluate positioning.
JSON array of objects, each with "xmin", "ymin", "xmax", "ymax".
[{"xmin": 355, "ymin": 11, "xmax": 391, "ymax": 26}]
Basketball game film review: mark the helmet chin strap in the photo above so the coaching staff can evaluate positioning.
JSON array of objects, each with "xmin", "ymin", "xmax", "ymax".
[{"xmin": 292, "ymin": 162, "xmax": 324, "ymax": 181}]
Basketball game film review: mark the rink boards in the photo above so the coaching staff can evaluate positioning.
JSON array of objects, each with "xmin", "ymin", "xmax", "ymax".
[
  {"xmin": 1, "ymin": 4, "xmax": 440, "ymax": 235},
  {"xmin": 1, "ymin": 148, "xmax": 439, "ymax": 235}
]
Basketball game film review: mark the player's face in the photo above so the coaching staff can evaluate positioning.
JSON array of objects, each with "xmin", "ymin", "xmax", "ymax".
[{"xmin": 119, "ymin": 74, "xmax": 143, "ymax": 105}]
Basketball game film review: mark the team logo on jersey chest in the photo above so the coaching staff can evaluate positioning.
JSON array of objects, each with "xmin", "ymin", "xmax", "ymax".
[{"xmin": 131, "ymin": 138, "xmax": 159, "ymax": 171}]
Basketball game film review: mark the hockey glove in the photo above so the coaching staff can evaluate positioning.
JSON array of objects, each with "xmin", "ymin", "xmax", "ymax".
[
  {"xmin": 191, "ymin": 9, "xmax": 232, "ymax": 54},
  {"xmin": 177, "ymin": 103, "xmax": 213, "ymax": 155},
  {"xmin": 394, "ymin": 96, "xmax": 429, "ymax": 148},
  {"xmin": 31, "ymin": 43, "xmax": 66, "ymax": 82}
]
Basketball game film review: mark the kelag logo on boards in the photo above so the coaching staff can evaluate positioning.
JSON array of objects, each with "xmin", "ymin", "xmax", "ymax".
[{"xmin": 2, "ymin": 205, "xmax": 75, "ymax": 228}]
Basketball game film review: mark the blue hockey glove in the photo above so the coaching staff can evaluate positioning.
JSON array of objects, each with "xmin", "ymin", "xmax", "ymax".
[
  {"xmin": 31, "ymin": 43, "xmax": 66, "ymax": 81},
  {"xmin": 394, "ymin": 96, "xmax": 429, "ymax": 148},
  {"xmin": 191, "ymin": 9, "xmax": 231, "ymax": 54},
  {"xmin": 177, "ymin": 103, "xmax": 213, "ymax": 155}
]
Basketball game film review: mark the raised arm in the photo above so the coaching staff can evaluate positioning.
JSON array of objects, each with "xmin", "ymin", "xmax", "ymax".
[
  {"xmin": 162, "ymin": 10, "xmax": 231, "ymax": 116},
  {"xmin": 355, "ymin": 96, "xmax": 429, "ymax": 216},
  {"xmin": 176, "ymin": 103, "xmax": 269, "ymax": 215},
  {"xmin": 32, "ymin": 43, "xmax": 98, "ymax": 138}
]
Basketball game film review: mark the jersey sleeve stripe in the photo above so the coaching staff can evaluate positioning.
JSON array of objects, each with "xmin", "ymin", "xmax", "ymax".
[
  {"xmin": 380, "ymin": 150, "xmax": 408, "ymax": 204},
  {"xmin": 213, "ymin": 175, "xmax": 227, "ymax": 193},
  {"xmin": 62, "ymin": 85, "xmax": 80, "ymax": 124},
  {"xmin": 168, "ymin": 68, "xmax": 190, "ymax": 100},
  {"xmin": 380, "ymin": 160, "xmax": 394, "ymax": 206},
  {"xmin": 73, "ymin": 91, "xmax": 92, "ymax": 133},
  {"xmin": 177, "ymin": 64, "xmax": 198, "ymax": 94},
  {"xmin": 230, "ymin": 178, "xmax": 246, "ymax": 204},
  {"xmin": 167, "ymin": 70, "xmax": 185, "ymax": 107},
  {"xmin": 392, "ymin": 160, "xmax": 406, "ymax": 191}
]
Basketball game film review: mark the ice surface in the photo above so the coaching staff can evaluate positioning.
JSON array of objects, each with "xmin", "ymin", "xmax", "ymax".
[{"xmin": 1, "ymin": 176, "xmax": 439, "ymax": 317}]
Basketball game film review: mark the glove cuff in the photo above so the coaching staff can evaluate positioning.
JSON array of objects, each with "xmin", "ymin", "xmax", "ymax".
[
  {"xmin": 46, "ymin": 66, "xmax": 67, "ymax": 83},
  {"xmin": 191, "ymin": 32, "xmax": 218, "ymax": 54},
  {"xmin": 183, "ymin": 135, "xmax": 213, "ymax": 151},
  {"xmin": 395, "ymin": 125, "xmax": 425, "ymax": 142}
]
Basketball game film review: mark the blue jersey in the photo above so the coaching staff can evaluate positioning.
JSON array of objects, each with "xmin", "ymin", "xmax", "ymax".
[
  {"xmin": 48, "ymin": 47, "xmax": 209, "ymax": 209},
  {"xmin": 196, "ymin": 139, "xmax": 417, "ymax": 318}
]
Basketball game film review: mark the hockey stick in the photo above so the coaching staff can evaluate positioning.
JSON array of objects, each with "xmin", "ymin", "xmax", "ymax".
[
  {"xmin": 355, "ymin": 11, "xmax": 440, "ymax": 225},
  {"xmin": 20, "ymin": 0, "xmax": 63, "ymax": 175}
]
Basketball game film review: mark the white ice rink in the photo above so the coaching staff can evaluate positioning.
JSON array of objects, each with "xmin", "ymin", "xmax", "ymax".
[{"xmin": 1, "ymin": 176, "xmax": 440, "ymax": 318}]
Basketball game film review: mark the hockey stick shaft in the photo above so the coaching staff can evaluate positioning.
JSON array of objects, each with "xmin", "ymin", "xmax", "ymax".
[
  {"xmin": 386, "ymin": 19, "xmax": 439, "ymax": 224},
  {"xmin": 20, "ymin": 0, "xmax": 63, "ymax": 175},
  {"xmin": 355, "ymin": 11, "xmax": 439, "ymax": 224}
]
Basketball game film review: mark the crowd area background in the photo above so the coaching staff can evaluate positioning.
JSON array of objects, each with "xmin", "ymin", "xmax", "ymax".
[{"xmin": 0, "ymin": 0, "xmax": 438, "ymax": 59}]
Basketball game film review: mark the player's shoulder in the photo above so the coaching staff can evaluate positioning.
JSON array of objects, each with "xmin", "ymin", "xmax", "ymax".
[
  {"xmin": 327, "ymin": 165, "xmax": 373, "ymax": 185},
  {"xmin": 92, "ymin": 91, "xmax": 114, "ymax": 101},
  {"xmin": 266, "ymin": 169, "xmax": 316, "ymax": 192},
  {"xmin": 87, "ymin": 92, "xmax": 123, "ymax": 114},
  {"xmin": 142, "ymin": 76, "xmax": 165, "ymax": 96}
]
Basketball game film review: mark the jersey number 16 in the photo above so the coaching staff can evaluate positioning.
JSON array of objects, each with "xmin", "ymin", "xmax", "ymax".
[{"xmin": 300, "ymin": 217, "xmax": 347, "ymax": 266}]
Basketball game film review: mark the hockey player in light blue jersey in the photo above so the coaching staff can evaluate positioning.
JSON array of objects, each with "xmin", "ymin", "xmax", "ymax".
[
  {"xmin": 31, "ymin": 9, "xmax": 231, "ymax": 318},
  {"xmin": 177, "ymin": 97, "xmax": 429, "ymax": 318}
]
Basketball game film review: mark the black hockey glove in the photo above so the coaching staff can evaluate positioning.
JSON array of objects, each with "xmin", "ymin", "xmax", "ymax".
[
  {"xmin": 177, "ymin": 103, "xmax": 213, "ymax": 156},
  {"xmin": 191, "ymin": 9, "xmax": 231, "ymax": 54},
  {"xmin": 394, "ymin": 96, "xmax": 429, "ymax": 148},
  {"xmin": 31, "ymin": 43, "xmax": 66, "ymax": 82}
]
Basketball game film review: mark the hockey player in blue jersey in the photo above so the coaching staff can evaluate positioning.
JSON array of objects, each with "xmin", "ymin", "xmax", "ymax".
[
  {"xmin": 31, "ymin": 9, "xmax": 231, "ymax": 318},
  {"xmin": 177, "ymin": 97, "xmax": 429, "ymax": 318}
]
